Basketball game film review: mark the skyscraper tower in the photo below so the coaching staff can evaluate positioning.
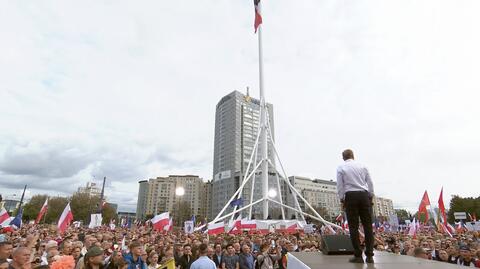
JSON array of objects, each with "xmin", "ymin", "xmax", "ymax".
[{"xmin": 211, "ymin": 90, "xmax": 281, "ymax": 219}]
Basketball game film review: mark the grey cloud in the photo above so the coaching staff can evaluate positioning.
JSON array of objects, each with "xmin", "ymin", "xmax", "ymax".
[{"xmin": 0, "ymin": 142, "xmax": 92, "ymax": 178}]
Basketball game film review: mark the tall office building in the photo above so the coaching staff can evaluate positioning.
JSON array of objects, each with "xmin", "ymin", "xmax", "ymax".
[
  {"xmin": 211, "ymin": 90, "xmax": 283, "ymax": 220},
  {"xmin": 136, "ymin": 180, "xmax": 149, "ymax": 220}
]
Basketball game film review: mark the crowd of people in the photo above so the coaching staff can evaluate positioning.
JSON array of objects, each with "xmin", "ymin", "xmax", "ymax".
[{"xmin": 0, "ymin": 224, "xmax": 479, "ymax": 269}]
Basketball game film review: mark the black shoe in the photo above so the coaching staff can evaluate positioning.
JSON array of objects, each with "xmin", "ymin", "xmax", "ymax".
[
  {"xmin": 365, "ymin": 256, "xmax": 374, "ymax": 264},
  {"xmin": 349, "ymin": 257, "xmax": 364, "ymax": 263}
]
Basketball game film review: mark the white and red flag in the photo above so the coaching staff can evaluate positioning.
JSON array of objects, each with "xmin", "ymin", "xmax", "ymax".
[
  {"xmin": 253, "ymin": 0, "xmax": 263, "ymax": 33},
  {"xmin": 240, "ymin": 219, "xmax": 257, "ymax": 230},
  {"xmin": 208, "ymin": 222, "xmax": 225, "ymax": 235},
  {"xmin": 0, "ymin": 207, "xmax": 10, "ymax": 226},
  {"xmin": 35, "ymin": 198, "xmax": 49, "ymax": 224},
  {"xmin": 164, "ymin": 218, "xmax": 173, "ymax": 232},
  {"xmin": 57, "ymin": 203, "xmax": 73, "ymax": 233},
  {"xmin": 152, "ymin": 212, "xmax": 170, "ymax": 231}
]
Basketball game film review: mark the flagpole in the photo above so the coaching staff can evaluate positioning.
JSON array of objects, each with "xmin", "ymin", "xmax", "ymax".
[
  {"xmin": 256, "ymin": 1, "xmax": 269, "ymax": 221},
  {"xmin": 19, "ymin": 185, "xmax": 27, "ymax": 208}
]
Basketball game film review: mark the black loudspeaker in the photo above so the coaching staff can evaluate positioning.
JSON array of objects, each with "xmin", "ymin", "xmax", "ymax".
[{"xmin": 321, "ymin": 235, "xmax": 354, "ymax": 255}]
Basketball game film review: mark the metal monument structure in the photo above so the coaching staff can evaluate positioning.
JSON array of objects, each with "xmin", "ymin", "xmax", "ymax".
[{"xmin": 208, "ymin": 2, "xmax": 340, "ymax": 229}]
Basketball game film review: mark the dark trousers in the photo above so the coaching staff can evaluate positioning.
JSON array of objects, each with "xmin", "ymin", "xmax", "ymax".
[{"xmin": 344, "ymin": 191, "xmax": 374, "ymax": 257}]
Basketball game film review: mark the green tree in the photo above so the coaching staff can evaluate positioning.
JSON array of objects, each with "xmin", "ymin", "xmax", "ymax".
[
  {"xmin": 448, "ymin": 195, "xmax": 480, "ymax": 223},
  {"xmin": 173, "ymin": 201, "xmax": 192, "ymax": 226},
  {"xmin": 395, "ymin": 209, "xmax": 411, "ymax": 224},
  {"xmin": 102, "ymin": 204, "xmax": 118, "ymax": 224},
  {"xmin": 70, "ymin": 191, "xmax": 100, "ymax": 224}
]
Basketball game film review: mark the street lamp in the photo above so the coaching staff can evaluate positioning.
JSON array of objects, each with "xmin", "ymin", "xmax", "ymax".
[
  {"xmin": 175, "ymin": 187, "xmax": 185, "ymax": 196},
  {"xmin": 268, "ymin": 189, "xmax": 277, "ymax": 198}
]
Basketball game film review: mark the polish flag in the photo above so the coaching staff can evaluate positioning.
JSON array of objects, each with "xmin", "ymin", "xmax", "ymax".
[
  {"xmin": 228, "ymin": 216, "xmax": 242, "ymax": 234},
  {"xmin": 57, "ymin": 203, "xmax": 73, "ymax": 234},
  {"xmin": 240, "ymin": 219, "xmax": 257, "ymax": 229},
  {"xmin": 286, "ymin": 223, "xmax": 298, "ymax": 233},
  {"xmin": 208, "ymin": 222, "xmax": 225, "ymax": 235},
  {"xmin": 35, "ymin": 198, "xmax": 49, "ymax": 224},
  {"xmin": 152, "ymin": 212, "xmax": 170, "ymax": 231},
  {"xmin": 0, "ymin": 208, "xmax": 10, "ymax": 226},
  {"xmin": 164, "ymin": 218, "xmax": 173, "ymax": 232}
]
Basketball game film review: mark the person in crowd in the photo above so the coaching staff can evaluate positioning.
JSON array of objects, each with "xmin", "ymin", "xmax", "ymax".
[
  {"xmin": 9, "ymin": 247, "xmax": 32, "ymax": 269},
  {"xmin": 146, "ymin": 252, "xmax": 158, "ymax": 269},
  {"xmin": 0, "ymin": 259, "xmax": 9, "ymax": 269},
  {"xmin": 124, "ymin": 242, "xmax": 145, "ymax": 269},
  {"xmin": 84, "ymin": 246, "xmax": 104, "ymax": 269},
  {"xmin": 221, "ymin": 244, "xmax": 238, "ymax": 269},
  {"xmin": 238, "ymin": 245, "xmax": 253, "ymax": 269},
  {"xmin": 178, "ymin": 244, "xmax": 194, "ymax": 269},
  {"xmin": 0, "ymin": 242, "xmax": 13, "ymax": 261},
  {"xmin": 71, "ymin": 247, "xmax": 82, "ymax": 265},
  {"xmin": 211, "ymin": 244, "xmax": 223, "ymax": 269},
  {"xmin": 437, "ymin": 249, "xmax": 450, "ymax": 263},
  {"xmin": 336, "ymin": 149, "xmax": 375, "ymax": 264},
  {"xmin": 159, "ymin": 246, "xmax": 174, "ymax": 265},
  {"xmin": 456, "ymin": 246, "xmax": 477, "ymax": 267},
  {"xmin": 413, "ymin": 247, "xmax": 428, "ymax": 259},
  {"xmin": 190, "ymin": 244, "xmax": 216, "ymax": 269}
]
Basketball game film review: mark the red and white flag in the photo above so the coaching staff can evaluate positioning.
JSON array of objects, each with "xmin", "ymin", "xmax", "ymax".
[
  {"xmin": 208, "ymin": 222, "xmax": 225, "ymax": 235},
  {"xmin": 253, "ymin": 0, "xmax": 262, "ymax": 33},
  {"xmin": 152, "ymin": 212, "xmax": 170, "ymax": 231},
  {"xmin": 164, "ymin": 218, "xmax": 173, "ymax": 232},
  {"xmin": 240, "ymin": 219, "xmax": 257, "ymax": 230},
  {"xmin": 0, "ymin": 207, "xmax": 10, "ymax": 226},
  {"xmin": 57, "ymin": 203, "xmax": 73, "ymax": 233},
  {"xmin": 228, "ymin": 216, "xmax": 242, "ymax": 234},
  {"xmin": 35, "ymin": 198, "xmax": 49, "ymax": 224}
]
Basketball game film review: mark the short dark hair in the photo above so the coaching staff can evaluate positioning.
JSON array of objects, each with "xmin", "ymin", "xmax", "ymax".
[
  {"xmin": 198, "ymin": 244, "xmax": 208, "ymax": 255},
  {"xmin": 0, "ymin": 241, "xmax": 12, "ymax": 248},
  {"xmin": 226, "ymin": 244, "xmax": 233, "ymax": 249},
  {"xmin": 129, "ymin": 241, "xmax": 142, "ymax": 250},
  {"xmin": 342, "ymin": 149, "xmax": 354, "ymax": 160}
]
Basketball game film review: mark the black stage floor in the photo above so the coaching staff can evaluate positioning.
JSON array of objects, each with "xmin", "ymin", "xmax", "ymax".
[{"xmin": 289, "ymin": 251, "xmax": 459, "ymax": 269}]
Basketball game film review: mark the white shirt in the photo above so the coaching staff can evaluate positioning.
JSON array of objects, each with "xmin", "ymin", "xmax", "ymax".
[
  {"xmin": 190, "ymin": 256, "xmax": 216, "ymax": 269},
  {"xmin": 336, "ymin": 159, "xmax": 374, "ymax": 200}
]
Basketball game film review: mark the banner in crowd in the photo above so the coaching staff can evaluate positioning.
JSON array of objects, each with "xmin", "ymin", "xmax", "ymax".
[
  {"xmin": 184, "ymin": 221, "xmax": 194, "ymax": 234},
  {"xmin": 89, "ymin": 214, "xmax": 103, "ymax": 228}
]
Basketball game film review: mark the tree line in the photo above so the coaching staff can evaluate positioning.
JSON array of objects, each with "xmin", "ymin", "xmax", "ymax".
[{"xmin": 21, "ymin": 190, "xmax": 117, "ymax": 225}]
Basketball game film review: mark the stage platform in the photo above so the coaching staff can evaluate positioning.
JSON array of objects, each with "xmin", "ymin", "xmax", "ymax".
[{"xmin": 288, "ymin": 251, "xmax": 459, "ymax": 269}]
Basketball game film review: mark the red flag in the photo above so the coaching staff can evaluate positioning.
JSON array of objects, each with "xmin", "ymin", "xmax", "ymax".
[
  {"xmin": 208, "ymin": 222, "xmax": 225, "ymax": 235},
  {"xmin": 151, "ymin": 212, "xmax": 170, "ymax": 231},
  {"xmin": 35, "ymin": 198, "xmax": 49, "ymax": 224},
  {"xmin": 254, "ymin": 0, "xmax": 262, "ymax": 33},
  {"xmin": 418, "ymin": 191, "xmax": 431, "ymax": 222},
  {"xmin": 57, "ymin": 203, "xmax": 73, "ymax": 234},
  {"xmin": 438, "ymin": 188, "xmax": 447, "ymax": 225}
]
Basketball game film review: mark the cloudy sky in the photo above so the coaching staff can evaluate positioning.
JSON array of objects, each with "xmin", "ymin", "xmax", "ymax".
[{"xmin": 1, "ymin": 0, "xmax": 479, "ymax": 213}]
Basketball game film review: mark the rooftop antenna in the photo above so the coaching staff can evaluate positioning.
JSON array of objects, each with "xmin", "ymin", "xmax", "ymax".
[{"xmin": 246, "ymin": 86, "xmax": 250, "ymax": 97}]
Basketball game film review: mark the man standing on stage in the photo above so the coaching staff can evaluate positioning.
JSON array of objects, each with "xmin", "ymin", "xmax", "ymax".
[{"xmin": 336, "ymin": 149, "xmax": 375, "ymax": 264}]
